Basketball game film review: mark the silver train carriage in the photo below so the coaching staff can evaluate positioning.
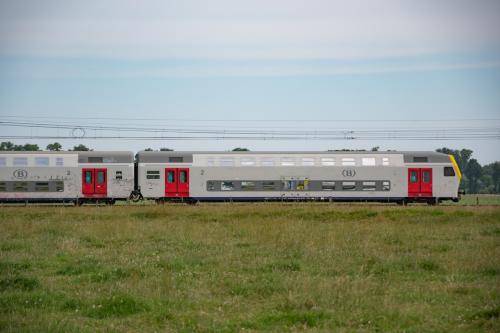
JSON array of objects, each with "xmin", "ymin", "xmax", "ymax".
[
  {"xmin": 0, "ymin": 151, "xmax": 134, "ymax": 204},
  {"xmin": 136, "ymin": 151, "xmax": 462, "ymax": 204}
]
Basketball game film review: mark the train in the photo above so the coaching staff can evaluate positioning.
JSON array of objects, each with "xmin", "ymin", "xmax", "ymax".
[{"xmin": 0, "ymin": 150, "xmax": 462, "ymax": 205}]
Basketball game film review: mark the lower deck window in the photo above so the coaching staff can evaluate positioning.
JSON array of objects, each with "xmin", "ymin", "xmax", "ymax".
[
  {"xmin": 322, "ymin": 181, "xmax": 336, "ymax": 191},
  {"xmin": 14, "ymin": 182, "xmax": 28, "ymax": 192},
  {"xmin": 342, "ymin": 181, "xmax": 356, "ymax": 190},
  {"xmin": 115, "ymin": 171, "xmax": 123, "ymax": 180},
  {"xmin": 241, "ymin": 181, "xmax": 256, "ymax": 190},
  {"xmin": 221, "ymin": 181, "xmax": 235, "ymax": 191},
  {"xmin": 362, "ymin": 181, "xmax": 376, "ymax": 191},
  {"xmin": 382, "ymin": 181, "xmax": 390, "ymax": 191},
  {"xmin": 147, "ymin": 170, "xmax": 160, "ymax": 180},
  {"xmin": 206, "ymin": 180, "xmax": 391, "ymax": 192},
  {"xmin": 0, "ymin": 182, "xmax": 6, "ymax": 192},
  {"xmin": 35, "ymin": 182, "xmax": 49, "ymax": 192}
]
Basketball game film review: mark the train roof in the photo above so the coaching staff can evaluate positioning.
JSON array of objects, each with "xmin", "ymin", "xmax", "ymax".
[
  {"xmin": 136, "ymin": 151, "xmax": 451, "ymax": 163},
  {"xmin": 0, "ymin": 151, "xmax": 134, "ymax": 163}
]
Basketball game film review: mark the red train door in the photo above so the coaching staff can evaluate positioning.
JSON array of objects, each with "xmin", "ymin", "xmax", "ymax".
[
  {"xmin": 165, "ymin": 168, "xmax": 177, "ymax": 197},
  {"xmin": 420, "ymin": 168, "xmax": 432, "ymax": 196},
  {"xmin": 82, "ymin": 168, "xmax": 107, "ymax": 196},
  {"xmin": 82, "ymin": 168, "xmax": 94, "ymax": 195},
  {"xmin": 165, "ymin": 168, "xmax": 190, "ymax": 198},
  {"xmin": 95, "ymin": 168, "xmax": 107, "ymax": 195},
  {"xmin": 408, "ymin": 168, "xmax": 432, "ymax": 197},
  {"xmin": 177, "ymin": 168, "xmax": 189, "ymax": 197}
]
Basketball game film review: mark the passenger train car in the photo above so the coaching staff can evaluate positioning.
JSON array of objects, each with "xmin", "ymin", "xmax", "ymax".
[
  {"xmin": 0, "ymin": 151, "xmax": 134, "ymax": 204},
  {"xmin": 0, "ymin": 150, "xmax": 461, "ymax": 205},
  {"xmin": 136, "ymin": 150, "xmax": 462, "ymax": 204}
]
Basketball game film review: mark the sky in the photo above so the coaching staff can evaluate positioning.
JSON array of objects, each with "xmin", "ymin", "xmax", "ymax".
[{"xmin": 0, "ymin": 0, "xmax": 499, "ymax": 163}]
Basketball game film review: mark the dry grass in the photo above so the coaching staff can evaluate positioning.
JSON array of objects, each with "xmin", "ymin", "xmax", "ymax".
[{"xmin": 0, "ymin": 203, "xmax": 499, "ymax": 332}]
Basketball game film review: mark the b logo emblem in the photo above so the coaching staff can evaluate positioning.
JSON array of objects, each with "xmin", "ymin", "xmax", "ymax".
[
  {"xmin": 342, "ymin": 169, "xmax": 356, "ymax": 177},
  {"xmin": 13, "ymin": 169, "xmax": 28, "ymax": 179}
]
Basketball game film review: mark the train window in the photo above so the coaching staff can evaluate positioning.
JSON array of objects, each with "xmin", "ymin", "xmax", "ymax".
[
  {"xmin": 115, "ymin": 171, "xmax": 123, "ymax": 180},
  {"xmin": 301, "ymin": 158, "xmax": 315, "ymax": 166},
  {"xmin": 296, "ymin": 180, "xmax": 309, "ymax": 191},
  {"xmin": 422, "ymin": 170, "xmax": 430, "ymax": 183},
  {"xmin": 342, "ymin": 158, "xmax": 356, "ymax": 166},
  {"xmin": 14, "ymin": 157, "xmax": 28, "ymax": 166},
  {"xmin": 85, "ymin": 171, "xmax": 93, "ymax": 184},
  {"xmin": 0, "ymin": 157, "xmax": 6, "ymax": 166},
  {"xmin": 221, "ymin": 181, "xmax": 235, "ymax": 191},
  {"xmin": 55, "ymin": 181, "xmax": 64, "ymax": 192},
  {"xmin": 262, "ymin": 181, "xmax": 276, "ymax": 190},
  {"xmin": 382, "ymin": 181, "xmax": 390, "ymax": 191},
  {"xmin": 35, "ymin": 182, "xmax": 49, "ymax": 192},
  {"xmin": 413, "ymin": 157, "xmax": 428, "ymax": 163},
  {"xmin": 362, "ymin": 158, "xmax": 376, "ymax": 166},
  {"xmin": 0, "ymin": 182, "xmax": 6, "ymax": 192},
  {"xmin": 321, "ymin": 158, "xmax": 335, "ymax": 166},
  {"xmin": 240, "ymin": 158, "xmax": 256, "ymax": 166},
  {"xmin": 241, "ymin": 181, "xmax": 256, "ymax": 190},
  {"xmin": 146, "ymin": 170, "xmax": 160, "ymax": 180},
  {"xmin": 382, "ymin": 157, "xmax": 390, "ymax": 166},
  {"xmin": 444, "ymin": 167, "xmax": 455, "ymax": 176},
  {"xmin": 362, "ymin": 181, "xmax": 376, "ymax": 191},
  {"xmin": 14, "ymin": 182, "xmax": 28, "ymax": 192},
  {"xmin": 169, "ymin": 157, "xmax": 183, "ymax": 163},
  {"xmin": 56, "ymin": 157, "xmax": 64, "ymax": 166},
  {"xmin": 207, "ymin": 158, "xmax": 216, "ymax": 166},
  {"xmin": 97, "ymin": 171, "xmax": 106, "ymax": 184},
  {"xmin": 282, "ymin": 180, "xmax": 296, "ymax": 190},
  {"xmin": 207, "ymin": 181, "xmax": 216, "ymax": 191},
  {"xmin": 35, "ymin": 157, "xmax": 49, "ymax": 166},
  {"xmin": 261, "ymin": 158, "xmax": 276, "ymax": 166},
  {"xmin": 281, "ymin": 158, "xmax": 296, "ymax": 166},
  {"xmin": 88, "ymin": 157, "xmax": 103, "ymax": 163},
  {"xmin": 166, "ymin": 171, "xmax": 175, "ymax": 183},
  {"xmin": 179, "ymin": 170, "xmax": 188, "ymax": 183},
  {"xmin": 322, "ymin": 181, "xmax": 336, "ymax": 191},
  {"xmin": 342, "ymin": 181, "xmax": 356, "ymax": 190},
  {"xmin": 410, "ymin": 171, "xmax": 418, "ymax": 183},
  {"xmin": 220, "ymin": 158, "xmax": 235, "ymax": 167}
]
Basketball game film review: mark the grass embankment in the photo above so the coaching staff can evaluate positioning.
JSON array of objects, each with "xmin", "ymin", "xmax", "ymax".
[{"xmin": 0, "ymin": 204, "xmax": 499, "ymax": 332}]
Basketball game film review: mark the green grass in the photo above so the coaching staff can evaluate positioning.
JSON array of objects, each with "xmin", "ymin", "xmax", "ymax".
[{"xmin": 0, "ymin": 204, "xmax": 499, "ymax": 332}]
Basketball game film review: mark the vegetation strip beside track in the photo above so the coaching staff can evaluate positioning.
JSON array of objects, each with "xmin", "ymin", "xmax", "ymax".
[{"xmin": 0, "ymin": 204, "xmax": 499, "ymax": 332}]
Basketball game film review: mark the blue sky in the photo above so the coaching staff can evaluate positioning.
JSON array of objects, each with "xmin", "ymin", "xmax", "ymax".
[{"xmin": 0, "ymin": 0, "xmax": 499, "ymax": 163}]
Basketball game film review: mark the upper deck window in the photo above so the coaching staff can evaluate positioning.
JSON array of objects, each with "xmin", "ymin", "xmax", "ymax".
[
  {"xmin": 56, "ymin": 157, "xmax": 64, "ymax": 166},
  {"xmin": 281, "ymin": 158, "xmax": 296, "ymax": 166},
  {"xmin": 13, "ymin": 157, "xmax": 28, "ymax": 166},
  {"xmin": 382, "ymin": 157, "xmax": 390, "ymax": 166},
  {"xmin": 261, "ymin": 158, "xmax": 276, "ymax": 166},
  {"xmin": 0, "ymin": 157, "xmax": 6, "ymax": 166},
  {"xmin": 301, "ymin": 158, "xmax": 315, "ymax": 166},
  {"xmin": 362, "ymin": 157, "xmax": 376, "ymax": 166},
  {"xmin": 88, "ymin": 157, "xmax": 103, "ymax": 163},
  {"xmin": 35, "ymin": 157, "xmax": 49, "ymax": 166},
  {"xmin": 342, "ymin": 158, "xmax": 356, "ymax": 166},
  {"xmin": 219, "ymin": 158, "xmax": 235, "ymax": 167},
  {"xmin": 321, "ymin": 158, "xmax": 335, "ymax": 166},
  {"xmin": 169, "ymin": 157, "xmax": 183, "ymax": 163},
  {"xmin": 413, "ymin": 157, "xmax": 428, "ymax": 163},
  {"xmin": 240, "ymin": 158, "xmax": 256, "ymax": 166}
]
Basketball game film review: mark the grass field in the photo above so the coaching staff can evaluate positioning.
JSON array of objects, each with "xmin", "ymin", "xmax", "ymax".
[{"xmin": 0, "ymin": 204, "xmax": 499, "ymax": 332}]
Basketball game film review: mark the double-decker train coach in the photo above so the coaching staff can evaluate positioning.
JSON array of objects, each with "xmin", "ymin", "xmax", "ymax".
[
  {"xmin": 0, "ymin": 151, "xmax": 134, "ymax": 204},
  {"xmin": 136, "ymin": 150, "xmax": 462, "ymax": 204}
]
